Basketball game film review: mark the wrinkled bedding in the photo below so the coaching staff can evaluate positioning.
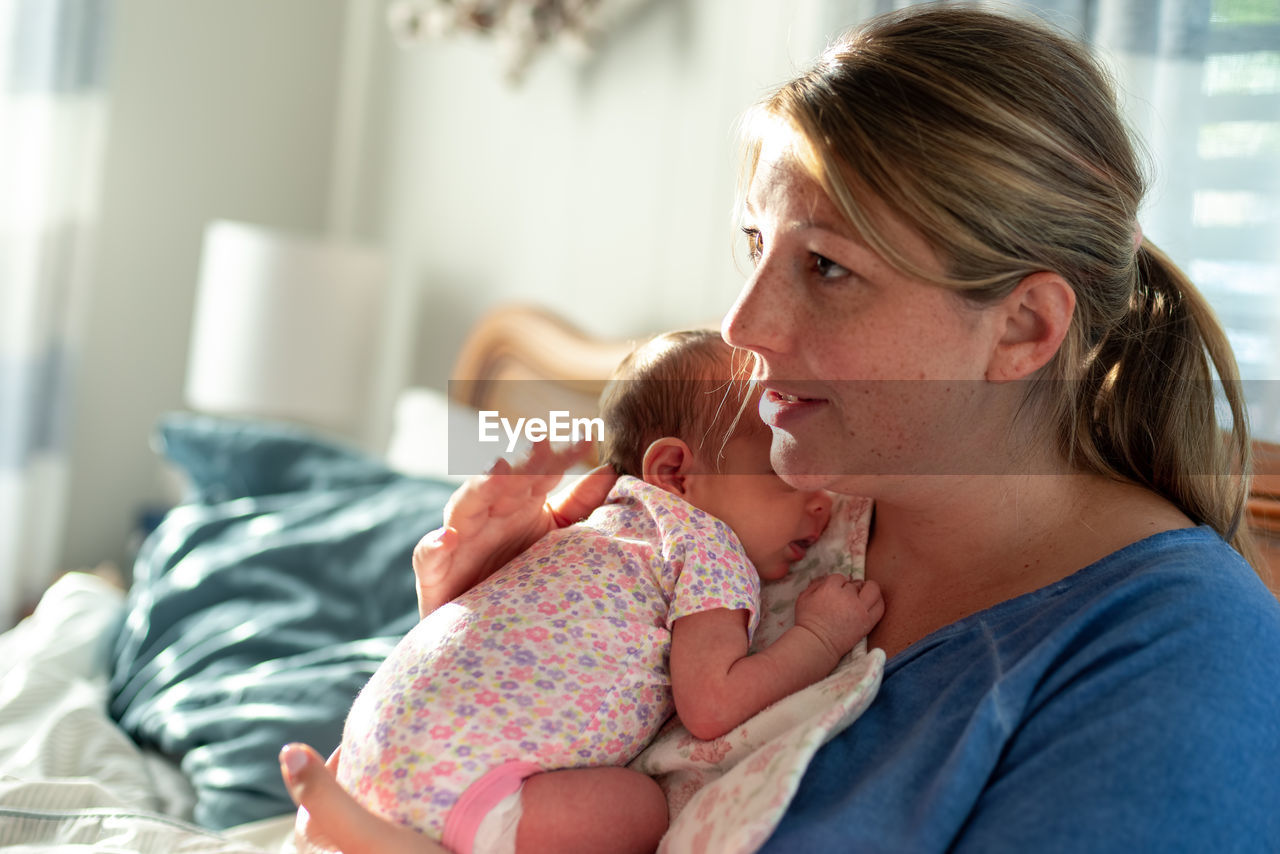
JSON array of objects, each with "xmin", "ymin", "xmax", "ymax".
[
  {"xmin": 0, "ymin": 571, "xmax": 287, "ymax": 852},
  {"xmin": 2, "ymin": 414, "xmax": 885, "ymax": 852},
  {"xmin": 108, "ymin": 415, "xmax": 456, "ymax": 828}
]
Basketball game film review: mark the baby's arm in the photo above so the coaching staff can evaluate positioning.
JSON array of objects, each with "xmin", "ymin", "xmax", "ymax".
[{"xmin": 669, "ymin": 575, "xmax": 883, "ymax": 741}]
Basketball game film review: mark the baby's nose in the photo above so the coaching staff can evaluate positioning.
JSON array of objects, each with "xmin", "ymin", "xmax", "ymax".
[{"xmin": 807, "ymin": 491, "xmax": 833, "ymax": 525}]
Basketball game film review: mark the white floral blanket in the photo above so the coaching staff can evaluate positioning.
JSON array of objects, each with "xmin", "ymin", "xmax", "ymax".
[{"xmin": 631, "ymin": 494, "xmax": 885, "ymax": 853}]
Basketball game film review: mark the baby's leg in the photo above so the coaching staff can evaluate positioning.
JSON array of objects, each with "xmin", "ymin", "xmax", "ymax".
[
  {"xmin": 517, "ymin": 766, "xmax": 667, "ymax": 854},
  {"xmin": 281, "ymin": 743, "xmax": 447, "ymax": 854}
]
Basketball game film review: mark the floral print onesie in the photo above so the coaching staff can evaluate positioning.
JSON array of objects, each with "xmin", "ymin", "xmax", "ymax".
[{"xmin": 337, "ymin": 475, "xmax": 761, "ymax": 844}]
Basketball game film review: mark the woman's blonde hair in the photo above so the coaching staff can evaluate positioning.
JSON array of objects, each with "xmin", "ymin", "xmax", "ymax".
[
  {"xmin": 742, "ymin": 4, "xmax": 1260, "ymax": 568},
  {"xmin": 599, "ymin": 330, "xmax": 761, "ymax": 478}
]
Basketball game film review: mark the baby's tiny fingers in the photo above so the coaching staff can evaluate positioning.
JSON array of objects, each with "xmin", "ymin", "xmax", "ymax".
[
  {"xmin": 868, "ymin": 596, "xmax": 885, "ymax": 622},
  {"xmin": 858, "ymin": 580, "xmax": 885, "ymax": 621},
  {"xmin": 825, "ymin": 574, "xmax": 860, "ymax": 593}
]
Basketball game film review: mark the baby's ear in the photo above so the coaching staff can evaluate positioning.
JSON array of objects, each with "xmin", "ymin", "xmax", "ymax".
[{"xmin": 641, "ymin": 438, "xmax": 696, "ymax": 496}]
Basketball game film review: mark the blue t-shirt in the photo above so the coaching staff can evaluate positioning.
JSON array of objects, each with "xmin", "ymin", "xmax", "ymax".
[{"xmin": 763, "ymin": 526, "xmax": 1280, "ymax": 852}]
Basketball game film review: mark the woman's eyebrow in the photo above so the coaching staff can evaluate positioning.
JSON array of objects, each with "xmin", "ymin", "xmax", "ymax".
[
  {"xmin": 787, "ymin": 218, "xmax": 842, "ymax": 234},
  {"xmin": 741, "ymin": 205, "xmax": 843, "ymax": 235},
  {"xmin": 788, "ymin": 219, "xmax": 872, "ymax": 254},
  {"xmin": 740, "ymin": 201, "xmax": 865, "ymax": 248}
]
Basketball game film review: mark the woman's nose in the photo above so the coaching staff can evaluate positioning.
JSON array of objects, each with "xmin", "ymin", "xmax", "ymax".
[{"xmin": 722, "ymin": 266, "xmax": 785, "ymax": 357}]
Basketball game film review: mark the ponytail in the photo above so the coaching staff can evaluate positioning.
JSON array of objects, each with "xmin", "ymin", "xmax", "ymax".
[
  {"xmin": 752, "ymin": 7, "xmax": 1264, "ymax": 576},
  {"xmin": 1069, "ymin": 240, "xmax": 1262, "ymax": 570}
]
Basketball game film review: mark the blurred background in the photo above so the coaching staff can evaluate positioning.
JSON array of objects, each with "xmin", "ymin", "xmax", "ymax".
[{"xmin": 1, "ymin": 0, "xmax": 1277, "ymax": 624}]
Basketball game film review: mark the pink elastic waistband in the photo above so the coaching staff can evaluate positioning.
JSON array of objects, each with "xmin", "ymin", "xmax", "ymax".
[{"xmin": 442, "ymin": 760, "xmax": 543, "ymax": 854}]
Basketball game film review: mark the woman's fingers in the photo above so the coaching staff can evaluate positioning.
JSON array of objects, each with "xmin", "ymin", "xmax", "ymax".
[
  {"xmin": 412, "ymin": 527, "xmax": 457, "ymax": 586},
  {"xmin": 413, "ymin": 527, "xmax": 462, "ymax": 617},
  {"xmin": 454, "ymin": 440, "xmax": 597, "ymax": 519},
  {"xmin": 491, "ymin": 440, "xmax": 593, "ymax": 513},
  {"xmin": 280, "ymin": 743, "xmax": 446, "ymax": 854},
  {"xmin": 549, "ymin": 463, "xmax": 618, "ymax": 527},
  {"xmin": 510, "ymin": 438, "xmax": 595, "ymax": 481},
  {"xmin": 414, "ymin": 440, "xmax": 609, "ymax": 618}
]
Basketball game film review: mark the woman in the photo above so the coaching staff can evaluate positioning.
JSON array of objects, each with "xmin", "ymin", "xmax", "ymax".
[{"xmin": 283, "ymin": 6, "xmax": 1280, "ymax": 851}]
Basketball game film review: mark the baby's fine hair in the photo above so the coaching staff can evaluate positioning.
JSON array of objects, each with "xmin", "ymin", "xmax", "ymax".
[{"xmin": 599, "ymin": 330, "xmax": 762, "ymax": 478}]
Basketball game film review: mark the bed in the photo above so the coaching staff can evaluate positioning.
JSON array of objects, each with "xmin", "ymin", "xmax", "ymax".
[
  {"xmin": 0, "ymin": 304, "xmax": 886, "ymax": 853},
  {"xmin": 4, "ymin": 305, "xmax": 1276, "ymax": 852}
]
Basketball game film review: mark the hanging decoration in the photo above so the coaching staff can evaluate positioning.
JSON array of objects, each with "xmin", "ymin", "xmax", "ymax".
[{"xmin": 386, "ymin": 0, "xmax": 652, "ymax": 82}]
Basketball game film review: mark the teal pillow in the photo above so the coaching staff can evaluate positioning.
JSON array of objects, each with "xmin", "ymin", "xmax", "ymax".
[{"xmin": 109, "ymin": 413, "xmax": 455, "ymax": 829}]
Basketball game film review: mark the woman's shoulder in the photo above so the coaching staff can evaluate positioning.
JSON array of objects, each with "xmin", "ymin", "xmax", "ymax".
[
  {"xmin": 1106, "ymin": 527, "xmax": 1280, "ymax": 668},
  {"xmin": 973, "ymin": 526, "xmax": 1280, "ymax": 694},
  {"xmin": 1058, "ymin": 525, "xmax": 1277, "ymax": 624},
  {"xmin": 902, "ymin": 526, "xmax": 1280, "ymax": 680},
  {"xmin": 912, "ymin": 526, "xmax": 1280, "ymax": 850}
]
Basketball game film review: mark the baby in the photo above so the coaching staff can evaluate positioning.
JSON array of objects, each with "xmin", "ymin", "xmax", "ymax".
[{"xmin": 335, "ymin": 330, "xmax": 884, "ymax": 853}]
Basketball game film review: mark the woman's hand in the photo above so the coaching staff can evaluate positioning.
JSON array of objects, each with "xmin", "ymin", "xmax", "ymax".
[{"xmin": 413, "ymin": 440, "xmax": 618, "ymax": 617}]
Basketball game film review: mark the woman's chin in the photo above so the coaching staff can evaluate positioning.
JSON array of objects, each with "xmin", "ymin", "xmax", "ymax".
[{"xmin": 768, "ymin": 430, "xmax": 841, "ymax": 492}]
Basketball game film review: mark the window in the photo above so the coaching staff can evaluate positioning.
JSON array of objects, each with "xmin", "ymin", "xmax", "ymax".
[{"xmin": 1133, "ymin": 0, "xmax": 1280, "ymax": 440}]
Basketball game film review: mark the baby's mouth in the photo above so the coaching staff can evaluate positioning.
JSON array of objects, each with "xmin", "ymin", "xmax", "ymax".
[{"xmin": 788, "ymin": 536, "xmax": 818, "ymax": 561}]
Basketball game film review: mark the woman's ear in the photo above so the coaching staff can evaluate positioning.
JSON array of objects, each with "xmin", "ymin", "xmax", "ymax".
[
  {"xmin": 985, "ymin": 271, "xmax": 1076, "ymax": 382},
  {"xmin": 641, "ymin": 438, "xmax": 697, "ymax": 496}
]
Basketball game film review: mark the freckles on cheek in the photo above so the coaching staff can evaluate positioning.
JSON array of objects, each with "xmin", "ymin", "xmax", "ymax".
[{"xmin": 842, "ymin": 394, "xmax": 914, "ymax": 453}]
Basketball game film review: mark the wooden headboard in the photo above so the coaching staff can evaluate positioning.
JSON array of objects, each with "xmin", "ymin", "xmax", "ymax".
[
  {"xmin": 1250, "ymin": 443, "xmax": 1280, "ymax": 591},
  {"xmin": 448, "ymin": 303, "xmax": 1280, "ymax": 590},
  {"xmin": 448, "ymin": 305, "xmax": 646, "ymax": 466}
]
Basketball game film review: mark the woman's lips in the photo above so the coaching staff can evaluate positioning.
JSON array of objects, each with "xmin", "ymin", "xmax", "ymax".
[{"xmin": 759, "ymin": 387, "xmax": 827, "ymax": 427}]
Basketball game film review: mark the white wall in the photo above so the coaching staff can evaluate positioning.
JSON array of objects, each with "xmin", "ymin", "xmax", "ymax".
[
  {"xmin": 367, "ymin": 0, "xmax": 832, "ymax": 408},
  {"xmin": 58, "ymin": 0, "xmax": 840, "ymax": 572},
  {"xmin": 61, "ymin": 0, "xmax": 349, "ymax": 570},
  {"xmin": 53, "ymin": 0, "xmax": 1280, "ymax": 575}
]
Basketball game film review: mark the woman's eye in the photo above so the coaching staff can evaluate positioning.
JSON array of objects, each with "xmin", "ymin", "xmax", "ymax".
[
  {"xmin": 742, "ymin": 228, "xmax": 763, "ymax": 262},
  {"xmin": 812, "ymin": 253, "xmax": 850, "ymax": 280}
]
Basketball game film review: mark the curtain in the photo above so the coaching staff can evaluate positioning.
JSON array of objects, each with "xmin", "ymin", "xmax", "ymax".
[
  {"xmin": 0, "ymin": 0, "xmax": 111, "ymax": 626},
  {"xmin": 818, "ymin": 0, "xmax": 1280, "ymax": 440},
  {"xmin": 1080, "ymin": 0, "xmax": 1280, "ymax": 441}
]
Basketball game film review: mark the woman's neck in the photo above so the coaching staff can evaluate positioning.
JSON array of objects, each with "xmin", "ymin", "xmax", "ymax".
[{"xmin": 862, "ymin": 472, "xmax": 1192, "ymax": 659}]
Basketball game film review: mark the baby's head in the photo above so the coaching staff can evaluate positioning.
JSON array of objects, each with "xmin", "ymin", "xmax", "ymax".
[{"xmin": 600, "ymin": 330, "xmax": 831, "ymax": 580}]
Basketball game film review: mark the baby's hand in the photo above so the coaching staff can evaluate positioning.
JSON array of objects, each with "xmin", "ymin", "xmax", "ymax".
[{"xmin": 793, "ymin": 574, "xmax": 884, "ymax": 661}]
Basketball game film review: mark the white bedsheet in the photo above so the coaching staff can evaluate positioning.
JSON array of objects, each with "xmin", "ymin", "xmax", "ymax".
[{"xmin": 0, "ymin": 572, "xmax": 293, "ymax": 852}]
